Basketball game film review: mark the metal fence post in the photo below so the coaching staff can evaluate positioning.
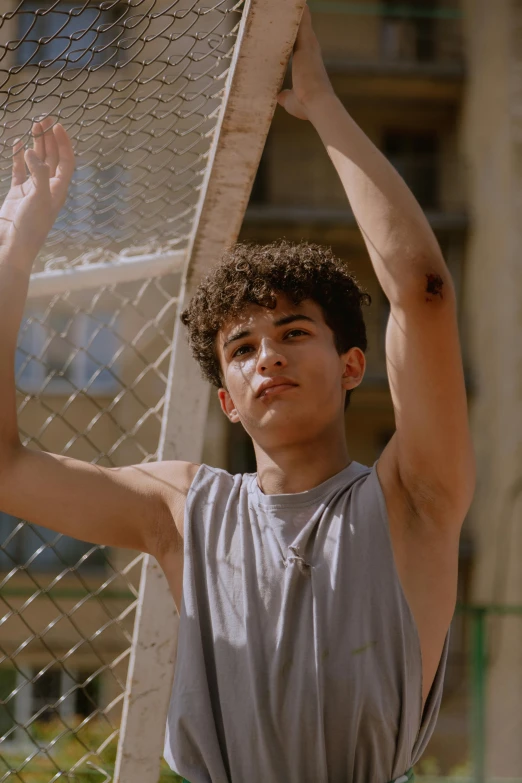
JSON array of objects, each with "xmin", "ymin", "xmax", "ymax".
[
  {"xmin": 114, "ymin": 2, "xmax": 306, "ymax": 781},
  {"xmin": 470, "ymin": 607, "xmax": 486, "ymax": 783}
]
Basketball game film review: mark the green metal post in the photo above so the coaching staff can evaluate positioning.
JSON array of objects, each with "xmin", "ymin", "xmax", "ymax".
[{"xmin": 470, "ymin": 608, "xmax": 486, "ymax": 783}]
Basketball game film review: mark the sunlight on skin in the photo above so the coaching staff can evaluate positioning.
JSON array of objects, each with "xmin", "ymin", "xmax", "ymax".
[{"xmin": 214, "ymin": 295, "xmax": 366, "ymax": 495}]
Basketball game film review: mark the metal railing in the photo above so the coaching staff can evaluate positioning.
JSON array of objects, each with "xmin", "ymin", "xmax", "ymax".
[
  {"xmin": 461, "ymin": 605, "xmax": 522, "ymax": 783},
  {"xmin": 414, "ymin": 604, "xmax": 522, "ymax": 782}
]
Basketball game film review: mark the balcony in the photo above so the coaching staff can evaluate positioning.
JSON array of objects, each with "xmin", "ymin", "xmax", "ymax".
[
  {"xmin": 308, "ymin": 1, "xmax": 465, "ymax": 101},
  {"xmin": 245, "ymin": 139, "xmax": 468, "ymax": 239}
]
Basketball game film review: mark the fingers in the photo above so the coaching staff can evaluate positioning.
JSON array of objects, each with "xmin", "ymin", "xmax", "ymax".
[
  {"xmin": 52, "ymin": 122, "xmax": 75, "ymax": 184},
  {"xmin": 30, "ymin": 117, "xmax": 60, "ymax": 177},
  {"xmin": 24, "ymin": 148, "xmax": 51, "ymax": 194},
  {"xmin": 41, "ymin": 116, "xmax": 59, "ymax": 177},
  {"xmin": 10, "ymin": 118, "xmax": 74, "ymax": 206},
  {"xmin": 11, "ymin": 138, "xmax": 27, "ymax": 187},
  {"xmin": 32, "ymin": 121, "xmax": 45, "ymax": 163},
  {"xmin": 277, "ymin": 90, "xmax": 292, "ymax": 109}
]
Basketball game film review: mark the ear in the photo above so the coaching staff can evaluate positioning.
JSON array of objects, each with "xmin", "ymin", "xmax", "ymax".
[
  {"xmin": 218, "ymin": 388, "xmax": 241, "ymax": 424},
  {"xmin": 340, "ymin": 347, "xmax": 366, "ymax": 391}
]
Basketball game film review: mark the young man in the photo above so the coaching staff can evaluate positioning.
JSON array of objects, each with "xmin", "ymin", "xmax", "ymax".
[{"xmin": 0, "ymin": 8, "xmax": 474, "ymax": 783}]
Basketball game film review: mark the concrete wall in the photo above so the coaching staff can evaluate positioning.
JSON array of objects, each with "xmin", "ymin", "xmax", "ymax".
[{"xmin": 463, "ymin": 0, "xmax": 522, "ymax": 775}]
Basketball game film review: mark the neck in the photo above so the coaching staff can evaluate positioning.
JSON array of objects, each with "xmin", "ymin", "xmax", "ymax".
[{"xmin": 253, "ymin": 424, "xmax": 351, "ymax": 495}]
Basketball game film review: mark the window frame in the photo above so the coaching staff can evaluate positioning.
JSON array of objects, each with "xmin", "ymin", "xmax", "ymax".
[
  {"xmin": 15, "ymin": 1, "xmax": 126, "ymax": 70},
  {"xmin": 0, "ymin": 666, "xmax": 101, "ymax": 745},
  {"xmin": 382, "ymin": 128, "xmax": 440, "ymax": 210}
]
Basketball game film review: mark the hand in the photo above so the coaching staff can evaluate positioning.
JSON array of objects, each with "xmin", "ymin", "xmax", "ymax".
[
  {"xmin": 277, "ymin": 6, "xmax": 335, "ymax": 121},
  {"xmin": 0, "ymin": 117, "xmax": 75, "ymax": 270}
]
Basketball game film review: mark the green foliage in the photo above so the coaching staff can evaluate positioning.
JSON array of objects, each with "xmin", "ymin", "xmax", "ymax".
[{"xmin": 0, "ymin": 717, "xmax": 182, "ymax": 782}]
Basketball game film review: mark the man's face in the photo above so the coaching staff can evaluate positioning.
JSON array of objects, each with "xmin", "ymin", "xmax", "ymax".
[{"xmin": 216, "ymin": 295, "xmax": 365, "ymax": 448}]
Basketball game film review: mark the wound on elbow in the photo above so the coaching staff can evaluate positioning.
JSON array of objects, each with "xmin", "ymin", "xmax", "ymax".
[{"xmin": 425, "ymin": 273, "xmax": 444, "ymax": 302}]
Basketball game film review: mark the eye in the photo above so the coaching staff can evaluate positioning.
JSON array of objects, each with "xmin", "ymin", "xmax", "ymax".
[
  {"xmin": 232, "ymin": 344, "xmax": 253, "ymax": 358},
  {"xmin": 285, "ymin": 328, "xmax": 308, "ymax": 338}
]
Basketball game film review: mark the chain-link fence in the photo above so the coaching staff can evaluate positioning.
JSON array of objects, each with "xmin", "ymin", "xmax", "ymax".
[
  {"xmin": 1, "ymin": 270, "xmax": 183, "ymax": 782},
  {"xmin": 0, "ymin": 0, "xmax": 243, "ymax": 272},
  {"xmin": 0, "ymin": 1, "xmax": 244, "ymax": 780}
]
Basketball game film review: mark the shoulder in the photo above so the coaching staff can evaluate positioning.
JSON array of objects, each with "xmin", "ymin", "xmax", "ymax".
[
  {"xmin": 180, "ymin": 464, "xmax": 252, "ymax": 520},
  {"xmin": 136, "ymin": 460, "xmax": 200, "ymax": 556},
  {"xmin": 139, "ymin": 459, "xmax": 201, "ymax": 507},
  {"xmin": 149, "ymin": 462, "xmax": 241, "ymax": 558},
  {"xmin": 184, "ymin": 463, "xmax": 243, "ymax": 501}
]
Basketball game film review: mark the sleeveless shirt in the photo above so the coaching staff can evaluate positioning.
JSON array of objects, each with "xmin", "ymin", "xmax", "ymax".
[{"xmin": 164, "ymin": 461, "xmax": 449, "ymax": 782}]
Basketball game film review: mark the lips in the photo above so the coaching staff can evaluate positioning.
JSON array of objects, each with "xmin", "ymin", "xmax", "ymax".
[{"xmin": 257, "ymin": 378, "xmax": 298, "ymax": 398}]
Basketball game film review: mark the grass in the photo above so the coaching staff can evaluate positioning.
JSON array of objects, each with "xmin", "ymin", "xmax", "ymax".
[{"xmin": 0, "ymin": 717, "xmax": 183, "ymax": 782}]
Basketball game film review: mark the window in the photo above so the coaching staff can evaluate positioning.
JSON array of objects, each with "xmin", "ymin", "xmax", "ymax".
[
  {"xmin": 0, "ymin": 666, "xmax": 101, "ymax": 743},
  {"xmin": 32, "ymin": 669, "xmax": 62, "ymax": 722},
  {"xmin": 381, "ymin": 0, "xmax": 436, "ymax": 63},
  {"xmin": 0, "ymin": 512, "xmax": 105, "ymax": 572},
  {"xmin": 16, "ymin": 309, "xmax": 123, "ymax": 396},
  {"xmin": 0, "ymin": 668, "xmax": 17, "ymax": 741},
  {"xmin": 382, "ymin": 130, "xmax": 439, "ymax": 210},
  {"xmin": 16, "ymin": 2, "xmax": 125, "ymax": 70}
]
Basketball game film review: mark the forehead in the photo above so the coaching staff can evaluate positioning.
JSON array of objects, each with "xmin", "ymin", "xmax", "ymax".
[{"xmin": 218, "ymin": 296, "xmax": 325, "ymax": 343}]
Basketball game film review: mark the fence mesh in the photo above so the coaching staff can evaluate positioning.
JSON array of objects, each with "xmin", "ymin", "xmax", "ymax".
[
  {"xmin": 0, "ymin": 1, "xmax": 244, "ymax": 780},
  {"xmin": 0, "ymin": 0, "xmax": 243, "ymax": 272}
]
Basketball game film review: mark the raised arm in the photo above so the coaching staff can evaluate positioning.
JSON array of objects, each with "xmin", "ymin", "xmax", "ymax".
[
  {"xmin": 0, "ymin": 119, "xmax": 196, "ymax": 558},
  {"xmin": 278, "ymin": 9, "xmax": 475, "ymax": 528}
]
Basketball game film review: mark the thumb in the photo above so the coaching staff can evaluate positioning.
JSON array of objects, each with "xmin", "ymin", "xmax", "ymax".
[
  {"xmin": 24, "ymin": 149, "xmax": 51, "ymax": 193},
  {"xmin": 277, "ymin": 89, "xmax": 292, "ymax": 109}
]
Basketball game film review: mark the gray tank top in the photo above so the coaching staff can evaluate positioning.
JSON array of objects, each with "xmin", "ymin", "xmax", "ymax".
[{"xmin": 164, "ymin": 461, "xmax": 449, "ymax": 782}]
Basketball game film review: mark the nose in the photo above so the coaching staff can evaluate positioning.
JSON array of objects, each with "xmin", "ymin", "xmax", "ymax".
[{"xmin": 256, "ymin": 338, "xmax": 287, "ymax": 374}]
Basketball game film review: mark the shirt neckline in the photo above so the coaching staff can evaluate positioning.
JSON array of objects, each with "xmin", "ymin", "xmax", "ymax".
[{"xmin": 248, "ymin": 461, "xmax": 369, "ymax": 509}]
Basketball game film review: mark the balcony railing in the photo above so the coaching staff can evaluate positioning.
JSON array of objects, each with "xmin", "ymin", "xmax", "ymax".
[{"xmin": 308, "ymin": 1, "xmax": 464, "ymax": 72}]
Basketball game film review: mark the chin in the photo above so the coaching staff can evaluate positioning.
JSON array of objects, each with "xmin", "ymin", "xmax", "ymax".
[{"xmin": 257, "ymin": 406, "xmax": 327, "ymax": 437}]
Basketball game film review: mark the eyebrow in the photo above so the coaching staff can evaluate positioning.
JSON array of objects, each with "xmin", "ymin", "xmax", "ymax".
[{"xmin": 222, "ymin": 314, "xmax": 316, "ymax": 350}]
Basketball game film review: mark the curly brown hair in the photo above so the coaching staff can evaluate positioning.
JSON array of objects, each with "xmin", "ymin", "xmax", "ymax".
[{"xmin": 181, "ymin": 240, "xmax": 371, "ymax": 403}]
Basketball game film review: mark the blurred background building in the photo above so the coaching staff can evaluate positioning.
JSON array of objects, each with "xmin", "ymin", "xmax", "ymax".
[{"xmin": 1, "ymin": 0, "xmax": 521, "ymax": 779}]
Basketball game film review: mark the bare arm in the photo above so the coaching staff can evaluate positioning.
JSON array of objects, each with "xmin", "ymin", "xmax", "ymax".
[
  {"xmin": 278, "ymin": 9, "xmax": 475, "ymax": 524},
  {"xmin": 0, "ymin": 119, "xmax": 195, "ymax": 557}
]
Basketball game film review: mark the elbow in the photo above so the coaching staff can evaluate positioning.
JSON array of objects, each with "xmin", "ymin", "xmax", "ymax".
[
  {"xmin": 422, "ymin": 270, "xmax": 456, "ymax": 306},
  {"xmin": 392, "ymin": 264, "xmax": 457, "ymax": 312}
]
